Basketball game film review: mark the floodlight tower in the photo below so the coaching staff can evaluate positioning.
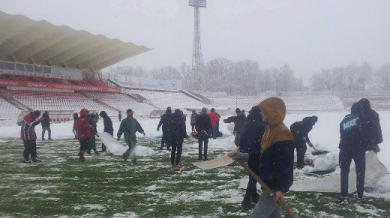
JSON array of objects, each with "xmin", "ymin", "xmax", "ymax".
[{"xmin": 189, "ymin": 0, "xmax": 206, "ymax": 73}]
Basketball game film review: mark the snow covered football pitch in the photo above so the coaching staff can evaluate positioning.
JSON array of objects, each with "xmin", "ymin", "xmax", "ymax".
[{"xmin": 1, "ymin": 113, "xmax": 390, "ymax": 217}]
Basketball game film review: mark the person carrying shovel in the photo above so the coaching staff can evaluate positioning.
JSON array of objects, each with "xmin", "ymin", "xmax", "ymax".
[
  {"xmin": 229, "ymin": 97, "xmax": 295, "ymax": 218},
  {"xmin": 290, "ymin": 116, "xmax": 318, "ymax": 169}
]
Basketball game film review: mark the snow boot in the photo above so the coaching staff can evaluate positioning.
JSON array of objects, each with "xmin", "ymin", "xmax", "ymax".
[
  {"xmin": 78, "ymin": 151, "xmax": 85, "ymax": 162},
  {"xmin": 335, "ymin": 197, "xmax": 346, "ymax": 204},
  {"xmin": 23, "ymin": 158, "xmax": 31, "ymax": 163},
  {"xmin": 32, "ymin": 158, "xmax": 41, "ymax": 162},
  {"xmin": 241, "ymin": 200, "xmax": 256, "ymax": 209},
  {"xmin": 175, "ymin": 164, "xmax": 182, "ymax": 169},
  {"xmin": 357, "ymin": 197, "xmax": 367, "ymax": 204}
]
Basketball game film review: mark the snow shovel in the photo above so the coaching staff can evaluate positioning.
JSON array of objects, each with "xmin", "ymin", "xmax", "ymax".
[
  {"xmin": 305, "ymin": 139, "xmax": 329, "ymax": 156},
  {"xmin": 237, "ymin": 160, "xmax": 298, "ymax": 218}
]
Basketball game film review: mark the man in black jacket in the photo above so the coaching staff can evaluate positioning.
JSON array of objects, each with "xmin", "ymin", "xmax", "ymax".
[
  {"xmin": 157, "ymin": 107, "xmax": 172, "ymax": 150},
  {"xmin": 224, "ymin": 108, "xmax": 247, "ymax": 146},
  {"xmin": 290, "ymin": 116, "xmax": 318, "ymax": 169},
  {"xmin": 99, "ymin": 111, "xmax": 114, "ymax": 152},
  {"xmin": 238, "ymin": 106, "xmax": 265, "ymax": 209},
  {"xmin": 336, "ymin": 101, "xmax": 382, "ymax": 204},
  {"xmin": 195, "ymin": 107, "xmax": 212, "ymax": 160},
  {"xmin": 41, "ymin": 111, "xmax": 51, "ymax": 140},
  {"xmin": 359, "ymin": 98, "xmax": 383, "ymax": 153},
  {"xmin": 167, "ymin": 109, "xmax": 188, "ymax": 169}
]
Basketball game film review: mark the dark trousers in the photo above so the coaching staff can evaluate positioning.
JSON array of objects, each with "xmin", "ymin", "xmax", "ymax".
[
  {"xmin": 79, "ymin": 138, "xmax": 90, "ymax": 152},
  {"xmin": 42, "ymin": 126, "xmax": 51, "ymax": 140},
  {"xmin": 191, "ymin": 123, "xmax": 195, "ymax": 131},
  {"xmin": 101, "ymin": 131, "xmax": 113, "ymax": 151},
  {"xmin": 296, "ymin": 142, "xmax": 307, "ymax": 168},
  {"xmin": 198, "ymin": 137, "xmax": 209, "ymax": 159},
  {"xmin": 339, "ymin": 149, "xmax": 366, "ymax": 198},
  {"xmin": 23, "ymin": 140, "xmax": 37, "ymax": 160},
  {"xmin": 160, "ymin": 132, "xmax": 170, "ymax": 150},
  {"xmin": 244, "ymin": 154, "xmax": 261, "ymax": 202},
  {"xmin": 88, "ymin": 136, "xmax": 97, "ymax": 153},
  {"xmin": 171, "ymin": 141, "xmax": 183, "ymax": 165}
]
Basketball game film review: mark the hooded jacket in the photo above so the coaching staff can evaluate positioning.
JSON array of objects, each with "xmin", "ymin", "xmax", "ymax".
[
  {"xmin": 339, "ymin": 102, "xmax": 372, "ymax": 151},
  {"xmin": 100, "ymin": 111, "xmax": 114, "ymax": 134},
  {"xmin": 239, "ymin": 106, "xmax": 265, "ymax": 155},
  {"xmin": 253, "ymin": 97, "xmax": 295, "ymax": 193},
  {"xmin": 166, "ymin": 110, "xmax": 188, "ymax": 144},
  {"xmin": 290, "ymin": 117, "xmax": 316, "ymax": 145},
  {"xmin": 74, "ymin": 109, "xmax": 92, "ymax": 139},
  {"xmin": 21, "ymin": 113, "xmax": 41, "ymax": 140},
  {"xmin": 208, "ymin": 111, "xmax": 220, "ymax": 126},
  {"xmin": 359, "ymin": 98, "xmax": 383, "ymax": 146}
]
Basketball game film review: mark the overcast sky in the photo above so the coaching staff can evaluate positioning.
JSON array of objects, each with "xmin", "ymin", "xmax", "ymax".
[{"xmin": 1, "ymin": 0, "xmax": 390, "ymax": 82}]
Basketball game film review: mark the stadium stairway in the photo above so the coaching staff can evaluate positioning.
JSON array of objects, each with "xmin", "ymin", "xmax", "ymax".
[
  {"xmin": 78, "ymin": 92, "xmax": 119, "ymax": 112},
  {"xmin": 0, "ymin": 89, "xmax": 31, "ymax": 111}
]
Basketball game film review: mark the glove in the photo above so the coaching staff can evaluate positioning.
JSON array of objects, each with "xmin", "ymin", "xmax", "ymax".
[
  {"xmin": 228, "ymin": 151, "xmax": 249, "ymax": 162},
  {"xmin": 157, "ymin": 128, "xmax": 160, "ymax": 131}
]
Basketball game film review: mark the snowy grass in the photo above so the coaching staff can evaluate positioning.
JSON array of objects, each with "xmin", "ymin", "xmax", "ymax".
[{"xmin": 0, "ymin": 137, "xmax": 390, "ymax": 218}]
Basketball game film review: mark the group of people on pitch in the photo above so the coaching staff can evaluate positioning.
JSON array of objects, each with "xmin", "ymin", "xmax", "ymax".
[
  {"xmin": 157, "ymin": 106, "xmax": 223, "ymax": 169},
  {"xmin": 228, "ymin": 97, "xmax": 382, "ymax": 217},
  {"xmin": 72, "ymin": 108, "xmax": 145, "ymax": 163}
]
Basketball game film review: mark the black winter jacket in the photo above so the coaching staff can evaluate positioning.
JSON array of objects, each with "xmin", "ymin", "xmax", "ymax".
[
  {"xmin": 290, "ymin": 120, "xmax": 314, "ymax": 144},
  {"xmin": 158, "ymin": 113, "xmax": 172, "ymax": 132},
  {"xmin": 239, "ymin": 120, "xmax": 265, "ymax": 154},
  {"xmin": 226, "ymin": 114, "xmax": 246, "ymax": 134},
  {"xmin": 195, "ymin": 114, "xmax": 211, "ymax": 132},
  {"xmin": 250, "ymin": 140, "xmax": 295, "ymax": 193},
  {"xmin": 166, "ymin": 113, "xmax": 187, "ymax": 144},
  {"xmin": 41, "ymin": 114, "xmax": 50, "ymax": 127}
]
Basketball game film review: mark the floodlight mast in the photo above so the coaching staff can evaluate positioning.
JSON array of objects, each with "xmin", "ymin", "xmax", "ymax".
[{"xmin": 189, "ymin": 0, "xmax": 206, "ymax": 74}]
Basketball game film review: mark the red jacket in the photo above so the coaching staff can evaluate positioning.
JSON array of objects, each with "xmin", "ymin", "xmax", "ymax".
[
  {"xmin": 208, "ymin": 112, "xmax": 220, "ymax": 126},
  {"xmin": 74, "ymin": 109, "xmax": 92, "ymax": 139},
  {"xmin": 21, "ymin": 113, "xmax": 41, "ymax": 140}
]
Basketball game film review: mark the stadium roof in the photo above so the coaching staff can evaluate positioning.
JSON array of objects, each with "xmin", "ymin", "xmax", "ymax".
[{"xmin": 0, "ymin": 11, "xmax": 151, "ymax": 71}]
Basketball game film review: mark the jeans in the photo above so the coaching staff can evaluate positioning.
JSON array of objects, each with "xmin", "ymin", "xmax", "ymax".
[
  {"xmin": 171, "ymin": 141, "xmax": 183, "ymax": 165},
  {"xmin": 251, "ymin": 190, "xmax": 282, "ymax": 218},
  {"xmin": 198, "ymin": 137, "xmax": 209, "ymax": 159},
  {"xmin": 339, "ymin": 149, "xmax": 366, "ymax": 198},
  {"xmin": 123, "ymin": 137, "xmax": 137, "ymax": 162},
  {"xmin": 42, "ymin": 126, "xmax": 51, "ymax": 140},
  {"xmin": 23, "ymin": 140, "xmax": 37, "ymax": 160},
  {"xmin": 211, "ymin": 125, "xmax": 218, "ymax": 139},
  {"xmin": 244, "ymin": 154, "xmax": 260, "ymax": 202},
  {"xmin": 191, "ymin": 123, "xmax": 195, "ymax": 131},
  {"xmin": 296, "ymin": 142, "xmax": 307, "ymax": 168}
]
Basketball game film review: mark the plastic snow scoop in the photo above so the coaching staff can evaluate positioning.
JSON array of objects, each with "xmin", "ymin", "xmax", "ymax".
[
  {"xmin": 192, "ymin": 147, "xmax": 238, "ymax": 169},
  {"xmin": 305, "ymin": 139, "xmax": 329, "ymax": 156},
  {"xmin": 237, "ymin": 160, "xmax": 298, "ymax": 218}
]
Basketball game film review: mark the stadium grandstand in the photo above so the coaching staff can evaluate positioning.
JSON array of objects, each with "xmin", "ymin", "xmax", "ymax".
[{"xmin": 0, "ymin": 11, "xmax": 211, "ymax": 121}]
